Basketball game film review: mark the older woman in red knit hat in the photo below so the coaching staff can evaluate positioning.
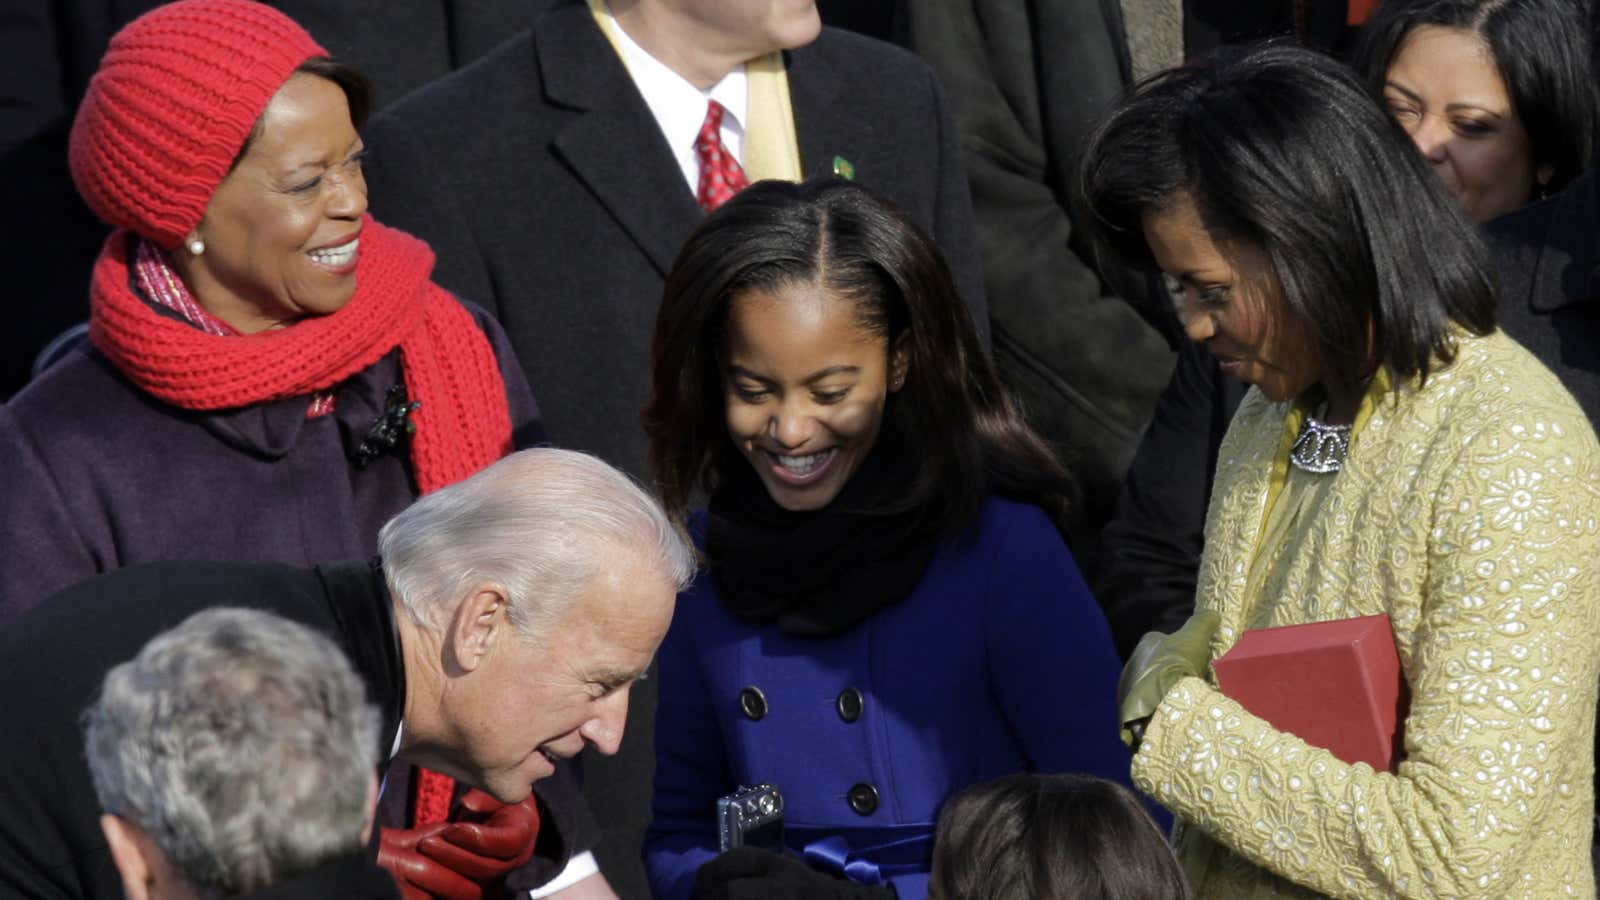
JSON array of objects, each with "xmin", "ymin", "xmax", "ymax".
[{"xmin": 0, "ymin": 1, "xmax": 609, "ymax": 898}]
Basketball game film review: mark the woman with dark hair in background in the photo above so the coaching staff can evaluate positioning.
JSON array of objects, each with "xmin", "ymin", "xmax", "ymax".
[
  {"xmin": 641, "ymin": 178, "xmax": 1129, "ymax": 900},
  {"xmin": 929, "ymin": 773, "xmax": 1189, "ymax": 900},
  {"xmin": 1095, "ymin": 0, "xmax": 1600, "ymax": 659},
  {"xmin": 1088, "ymin": 44, "xmax": 1600, "ymax": 897},
  {"xmin": 1354, "ymin": 0, "xmax": 1595, "ymax": 223},
  {"xmin": 1362, "ymin": 0, "xmax": 1600, "ymax": 416}
]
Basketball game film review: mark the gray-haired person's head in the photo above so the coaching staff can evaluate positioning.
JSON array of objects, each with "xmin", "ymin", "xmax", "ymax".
[
  {"xmin": 83, "ymin": 607, "xmax": 381, "ymax": 898},
  {"xmin": 378, "ymin": 447, "xmax": 696, "ymax": 640}
]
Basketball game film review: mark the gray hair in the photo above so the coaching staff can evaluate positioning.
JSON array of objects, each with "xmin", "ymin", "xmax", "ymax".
[
  {"xmin": 82, "ymin": 607, "xmax": 381, "ymax": 898},
  {"xmin": 378, "ymin": 447, "xmax": 695, "ymax": 639}
]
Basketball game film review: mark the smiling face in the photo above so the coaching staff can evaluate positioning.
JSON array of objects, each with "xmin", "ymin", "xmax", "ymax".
[
  {"xmin": 437, "ymin": 554, "xmax": 676, "ymax": 803},
  {"xmin": 1383, "ymin": 25, "xmax": 1544, "ymax": 223},
  {"xmin": 1142, "ymin": 192, "xmax": 1320, "ymax": 403},
  {"xmin": 177, "ymin": 72, "xmax": 368, "ymax": 333},
  {"xmin": 723, "ymin": 281, "xmax": 907, "ymax": 512}
]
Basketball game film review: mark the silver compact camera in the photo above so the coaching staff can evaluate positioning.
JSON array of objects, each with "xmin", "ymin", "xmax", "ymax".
[{"xmin": 716, "ymin": 783, "xmax": 785, "ymax": 853}]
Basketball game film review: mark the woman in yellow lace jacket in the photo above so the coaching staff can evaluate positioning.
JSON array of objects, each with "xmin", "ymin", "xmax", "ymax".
[{"xmin": 1082, "ymin": 44, "xmax": 1600, "ymax": 898}]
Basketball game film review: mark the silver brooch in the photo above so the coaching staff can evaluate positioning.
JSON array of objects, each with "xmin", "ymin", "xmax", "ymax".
[{"xmin": 1288, "ymin": 416, "xmax": 1351, "ymax": 474}]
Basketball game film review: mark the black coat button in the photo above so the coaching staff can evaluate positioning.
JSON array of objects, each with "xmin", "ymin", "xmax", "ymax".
[
  {"xmin": 739, "ymin": 687, "xmax": 768, "ymax": 721},
  {"xmin": 847, "ymin": 782, "xmax": 879, "ymax": 816},
  {"xmin": 836, "ymin": 687, "xmax": 864, "ymax": 723}
]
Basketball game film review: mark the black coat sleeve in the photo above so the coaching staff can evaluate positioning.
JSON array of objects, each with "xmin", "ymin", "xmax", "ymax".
[{"xmin": 1091, "ymin": 339, "xmax": 1244, "ymax": 659}]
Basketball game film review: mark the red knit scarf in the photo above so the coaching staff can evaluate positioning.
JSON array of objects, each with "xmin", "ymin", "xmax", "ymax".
[{"xmin": 90, "ymin": 215, "xmax": 512, "ymax": 495}]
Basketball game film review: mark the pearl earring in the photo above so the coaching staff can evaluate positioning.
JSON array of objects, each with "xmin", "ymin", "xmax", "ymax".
[{"xmin": 187, "ymin": 238, "xmax": 205, "ymax": 256}]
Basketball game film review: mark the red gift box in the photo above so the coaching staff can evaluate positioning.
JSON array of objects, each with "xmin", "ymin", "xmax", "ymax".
[{"xmin": 1212, "ymin": 614, "xmax": 1407, "ymax": 772}]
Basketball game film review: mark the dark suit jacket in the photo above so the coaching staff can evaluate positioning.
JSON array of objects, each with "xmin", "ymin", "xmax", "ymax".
[
  {"xmin": 362, "ymin": 0, "xmax": 988, "ymax": 480},
  {"xmin": 0, "ymin": 0, "xmax": 544, "ymax": 401}
]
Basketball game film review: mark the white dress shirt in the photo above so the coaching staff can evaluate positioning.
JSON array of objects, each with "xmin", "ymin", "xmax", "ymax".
[{"xmin": 602, "ymin": 3, "xmax": 749, "ymax": 193}]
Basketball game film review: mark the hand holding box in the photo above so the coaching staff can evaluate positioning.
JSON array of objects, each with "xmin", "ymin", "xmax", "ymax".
[{"xmin": 1213, "ymin": 614, "xmax": 1407, "ymax": 772}]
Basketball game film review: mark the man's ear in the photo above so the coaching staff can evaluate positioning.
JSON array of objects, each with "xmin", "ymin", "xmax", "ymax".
[
  {"xmin": 889, "ymin": 331, "xmax": 911, "ymax": 392},
  {"xmin": 100, "ymin": 815, "xmax": 155, "ymax": 900},
  {"xmin": 447, "ymin": 583, "xmax": 510, "ymax": 674}
]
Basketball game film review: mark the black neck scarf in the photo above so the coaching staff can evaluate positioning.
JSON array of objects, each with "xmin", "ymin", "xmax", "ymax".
[{"xmin": 705, "ymin": 425, "xmax": 944, "ymax": 637}]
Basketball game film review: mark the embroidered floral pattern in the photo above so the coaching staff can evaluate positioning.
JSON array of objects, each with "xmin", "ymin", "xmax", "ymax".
[
  {"xmin": 1134, "ymin": 332, "xmax": 1600, "ymax": 898},
  {"xmin": 1481, "ymin": 467, "xmax": 1554, "ymax": 534}
]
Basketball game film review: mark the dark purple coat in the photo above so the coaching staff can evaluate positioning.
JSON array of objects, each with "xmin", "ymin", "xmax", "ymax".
[{"xmin": 0, "ymin": 302, "xmax": 541, "ymax": 620}]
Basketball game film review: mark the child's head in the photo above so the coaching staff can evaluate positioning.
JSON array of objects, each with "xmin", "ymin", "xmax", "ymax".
[
  {"xmin": 930, "ymin": 774, "xmax": 1189, "ymax": 900},
  {"xmin": 646, "ymin": 177, "xmax": 1074, "ymax": 530}
]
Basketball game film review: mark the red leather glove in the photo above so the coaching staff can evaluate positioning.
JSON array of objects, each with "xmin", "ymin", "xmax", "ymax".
[
  {"xmin": 416, "ymin": 788, "xmax": 541, "ymax": 884},
  {"xmin": 378, "ymin": 824, "xmax": 483, "ymax": 900}
]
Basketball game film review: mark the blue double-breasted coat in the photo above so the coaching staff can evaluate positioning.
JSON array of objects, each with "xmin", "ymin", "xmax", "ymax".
[{"xmin": 644, "ymin": 497, "xmax": 1131, "ymax": 899}]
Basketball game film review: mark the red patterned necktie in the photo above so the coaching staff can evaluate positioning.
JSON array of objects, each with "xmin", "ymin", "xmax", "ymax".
[{"xmin": 695, "ymin": 100, "xmax": 749, "ymax": 212}]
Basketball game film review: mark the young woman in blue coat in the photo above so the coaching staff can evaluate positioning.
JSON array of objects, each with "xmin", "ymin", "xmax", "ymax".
[{"xmin": 641, "ymin": 179, "xmax": 1131, "ymax": 900}]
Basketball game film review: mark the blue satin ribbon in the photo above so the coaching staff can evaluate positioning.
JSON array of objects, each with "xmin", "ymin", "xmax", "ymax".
[{"xmin": 788, "ymin": 824, "xmax": 935, "ymax": 887}]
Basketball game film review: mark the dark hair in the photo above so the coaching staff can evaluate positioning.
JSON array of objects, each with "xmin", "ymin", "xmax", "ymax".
[
  {"xmin": 644, "ymin": 178, "xmax": 1074, "ymax": 531},
  {"xmin": 930, "ymin": 773, "xmax": 1190, "ymax": 900},
  {"xmin": 1352, "ymin": 0, "xmax": 1597, "ymax": 196},
  {"xmin": 232, "ymin": 56, "xmax": 373, "ymax": 169},
  {"xmin": 1081, "ymin": 42, "xmax": 1497, "ymax": 388}
]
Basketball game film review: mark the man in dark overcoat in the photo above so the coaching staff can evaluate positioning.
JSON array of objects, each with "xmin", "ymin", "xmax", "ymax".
[
  {"xmin": 363, "ymin": 0, "xmax": 986, "ymax": 480},
  {"xmin": 0, "ymin": 448, "xmax": 692, "ymax": 900}
]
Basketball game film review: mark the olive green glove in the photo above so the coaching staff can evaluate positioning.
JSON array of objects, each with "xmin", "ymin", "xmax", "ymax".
[{"xmin": 1117, "ymin": 609, "xmax": 1222, "ymax": 750}]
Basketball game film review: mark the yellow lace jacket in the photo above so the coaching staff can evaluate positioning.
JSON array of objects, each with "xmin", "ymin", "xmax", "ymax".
[{"xmin": 1133, "ymin": 330, "xmax": 1600, "ymax": 899}]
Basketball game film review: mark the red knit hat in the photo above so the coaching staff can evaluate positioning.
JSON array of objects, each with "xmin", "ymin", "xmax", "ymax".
[{"xmin": 69, "ymin": 0, "xmax": 326, "ymax": 249}]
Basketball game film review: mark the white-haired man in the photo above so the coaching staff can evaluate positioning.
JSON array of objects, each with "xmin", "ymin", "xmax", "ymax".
[
  {"xmin": 362, "ymin": 10, "xmax": 987, "ymax": 888},
  {"xmin": 0, "ymin": 448, "xmax": 693, "ymax": 900},
  {"xmin": 85, "ymin": 608, "xmax": 393, "ymax": 899}
]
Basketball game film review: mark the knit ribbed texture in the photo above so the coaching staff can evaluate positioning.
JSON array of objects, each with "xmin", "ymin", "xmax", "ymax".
[
  {"xmin": 69, "ymin": 0, "xmax": 326, "ymax": 249},
  {"xmin": 414, "ymin": 769, "xmax": 457, "ymax": 827},
  {"xmin": 89, "ymin": 215, "xmax": 513, "ymax": 495}
]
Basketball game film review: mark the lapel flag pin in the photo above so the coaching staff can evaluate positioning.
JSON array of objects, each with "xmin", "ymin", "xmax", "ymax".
[{"xmin": 832, "ymin": 156, "xmax": 856, "ymax": 181}]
